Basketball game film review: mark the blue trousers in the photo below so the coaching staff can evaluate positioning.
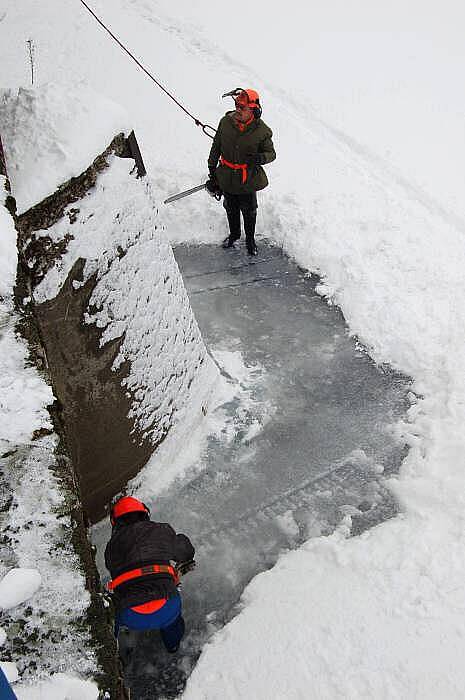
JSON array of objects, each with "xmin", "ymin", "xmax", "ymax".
[
  {"xmin": 0, "ymin": 667, "xmax": 17, "ymax": 699},
  {"xmin": 115, "ymin": 594, "xmax": 185, "ymax": 652}
]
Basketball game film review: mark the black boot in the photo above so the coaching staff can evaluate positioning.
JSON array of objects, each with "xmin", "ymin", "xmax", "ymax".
[
  {"xmin": 244, "ymin": 207, "xmax": 258, "ymax": 256},
  {"xmin": 222, "ymin": 194, "xmax": 242, "ymax": 248},
  {"xmin": 222, "ymin": 236, "xmax": 236, "ymax": 249},
  {"xmin": 223, "ymin": 201, "xmax": 241, "ymax": 248},
  {"xmin": 247, "ymin": 242, "xmax": 258, "ymax": 256}
]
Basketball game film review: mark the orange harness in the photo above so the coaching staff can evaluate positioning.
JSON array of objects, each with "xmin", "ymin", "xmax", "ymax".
[
  {"xmin": 106, "ymin": 564, "xmax": 179, "ymax": 591},
  {"xmin": 131, "ymin": 598, "xmax": 167, "ymax": 614},
  {"xmin": 220, "ymin": 156, "xmax": 249, "ymax": 184}
]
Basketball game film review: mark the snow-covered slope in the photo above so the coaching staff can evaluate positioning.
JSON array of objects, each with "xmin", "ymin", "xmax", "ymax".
[
  {"xmin": 2, "ymin": 1, "xmax": 465, "ymax": 697},
  {"xmin": 0, "ymin": 181, "xmax": 100, "ymax": 697},
  {"xmin": 0, "ymin": 83, "xmax": 130, "ymax": 214}
]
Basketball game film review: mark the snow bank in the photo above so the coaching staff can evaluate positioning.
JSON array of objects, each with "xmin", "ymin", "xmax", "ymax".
[
  {"xmin": 0, "ymin": 191, "xmax": 98, "ymax": 695},
  {"xmin": 0, "ymin": 317, "xmax": 55, "ymax": 445},
  {"xmin": 0, "ymin": 569, "xmax": 41, "ymax": 610},
  {"xmin": 0, "ymin": 83, "xmax": 130, "ymax": 214},
  {"xmin": 15, "ymin": 673, "xmax": 99, "ymax": 699},
  {"xmin": 0, "ymin": 179, "xmax": 16, "ymax": 300},
  {"xmin": 186, "ymin": 498, "xmax": 465, "ymax": 699},
  {"xmin": 0, "ymin": 178, "xmax": 54, "ymax": 446},
  {"xmin": 0, "ymin": 437, "xmax": 100, "ymax": 687},
  {"xmin": 1, "ymin": 662, "xmax": 19, "ymax": 684}
]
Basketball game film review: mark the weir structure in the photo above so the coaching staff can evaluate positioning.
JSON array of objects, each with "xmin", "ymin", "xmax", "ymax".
[
  {"xmin": 2, "ymin": 120, "xmax": 210, "ymax": 697},
  {"xmin": 14, "ymin": 132, "xmax": 154, "ymax": 523},
  {"xmin": 2, "ymin": 129, "xmax": 145, "ymax": 698}
]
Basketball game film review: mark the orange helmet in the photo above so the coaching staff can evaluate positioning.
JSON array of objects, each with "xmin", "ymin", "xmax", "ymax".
[
  {"xmin": 110, "ymin": 496, "xmax": 150, "ymax": 525},
  {"xmin": 235, "ymin": 89, "xmax": 260, "ymax": 108},
  {"xmin": 222, "ymin": 87, "xmax": 262, "ymax": 119}
]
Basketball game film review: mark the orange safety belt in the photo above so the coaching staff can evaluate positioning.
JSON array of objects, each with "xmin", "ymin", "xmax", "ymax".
[
  {"xmin": 220, "ymin": 156, "xmax": 248, "ymax": 184},
  {"xmin": 107, "ymin": 563, "xmax": 179, "ymax": 591}
]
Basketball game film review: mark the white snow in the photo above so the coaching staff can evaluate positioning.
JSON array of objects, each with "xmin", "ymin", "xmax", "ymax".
[
  {"xmin": 0, "ymin": 316, "xmax": 54, "ymax": 446},
  {"xmin": 0, "ymin": 83, "xmax": 130, "ymax": 214},
  {"xmin": 31, "ymin": 154, "xmax": 216, "ymax": 448},
  {"xmin": 0, "ymin": 569, "xmax": 41, "ymax": 611},
  {"xmin": 15, "ymin": 673, "xmax": 99, "ymax": 700},
  {"xmin": 0, "ymin": 185, "xmax": 98, "ymax": 693},
  {"xmin": 0, "ymin": 179, "xmax": 16, "ymax": 301},
  {"xmin": 2, "ymin": 1, "xmax": 465, "ymax": 698},
  {"xmin": 0, "ymin": 178, "xmax": 56, "ymax": 445},
  {"xmin": 1, "ymin": 661, "xmax": 19, "ymax": 684}
]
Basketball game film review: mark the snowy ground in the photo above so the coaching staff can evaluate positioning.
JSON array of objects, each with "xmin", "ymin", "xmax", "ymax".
[
  {"xmin": 0, "ymin": 181, "xmax": 100, "ymax": 697},
  {"xmin": 3, "ymin": 1, "xmax": 465, "ymax": 697}
]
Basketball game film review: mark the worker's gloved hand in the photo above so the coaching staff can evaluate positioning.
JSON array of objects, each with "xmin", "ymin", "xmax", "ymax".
[
  {"xmin": 206, "ymin": 174, "xmax": 222, "ymax": 200},
  {"xmin": 245, "ymin": 153, "xmax": 266, "ymax": 167},
  {"xmin": 177, "ymin": 559, "xmax": 196, "ymax": 576}
]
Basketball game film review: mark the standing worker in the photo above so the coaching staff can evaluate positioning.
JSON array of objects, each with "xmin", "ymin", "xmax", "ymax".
[
  {"xmin": 207, "ymin": 88, "xmax": 276, "ymax": 256},
  {"xmin": 105, "ymin": 496, "xmax": 195, "ymax": 653}
]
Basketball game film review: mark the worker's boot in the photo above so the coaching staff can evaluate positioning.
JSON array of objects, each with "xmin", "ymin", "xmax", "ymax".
[
  {"xmin": 223, "ymin": 209, "xmax": 241, "ymax": 248},
  {"xmin": 244, "ymin": 209, "xmax": 258, "ymax": 256},
  {"xmin": 222, "ymin": 194, "xmax": 241, "ymax": 248}
]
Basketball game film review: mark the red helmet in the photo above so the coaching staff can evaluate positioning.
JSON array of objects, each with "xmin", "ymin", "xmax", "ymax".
[{"xmin": 110, "ymin": 496, "xmax": 150, "ymax": 525}]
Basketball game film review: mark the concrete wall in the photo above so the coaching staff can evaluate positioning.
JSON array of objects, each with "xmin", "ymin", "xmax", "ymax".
[{"xmin": 15, "ymin": 135, "xmax": 209, "ymax": 523}]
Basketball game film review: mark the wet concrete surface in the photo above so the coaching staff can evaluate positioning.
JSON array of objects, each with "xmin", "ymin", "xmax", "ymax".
[
  {"xmin": 34, "ymin": 260, "xmax": 154, "ymax": 522},
  {"xmin": 102, "ymin": 240, "xmax": 412, "ymax": 698}
]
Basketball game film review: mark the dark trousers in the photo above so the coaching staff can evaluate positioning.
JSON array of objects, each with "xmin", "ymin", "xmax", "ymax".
[
  {"xmin": 160, "ymin": 614, "xmax": 185, "ymax": 651},
  {"xmin": 223, "ymin": 192, "xmax": 258, "ymax": 245}
]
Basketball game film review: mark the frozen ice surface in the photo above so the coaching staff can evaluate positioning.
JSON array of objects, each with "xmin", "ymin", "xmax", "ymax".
[{"xmin": 115, "ymin": 242, "xmax": 411, "ymax": 699}]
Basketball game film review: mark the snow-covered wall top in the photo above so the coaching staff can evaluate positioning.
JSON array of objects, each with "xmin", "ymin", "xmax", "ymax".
[
  {"xmin": 35, "ymin": 157, "xmax": 210, "ymax": 446},
  {"xmin": 0, "ymin": 80, "xmax": 217, "ymax": 519},
  {"xmin": 0, "ymin": 84, "xmax": 130, "ymax": 214}
]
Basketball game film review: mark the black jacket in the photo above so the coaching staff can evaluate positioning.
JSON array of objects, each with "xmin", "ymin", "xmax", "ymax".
[{"xmin": 105, "ymin": 520, "xmax": 194, "ymax": 611}]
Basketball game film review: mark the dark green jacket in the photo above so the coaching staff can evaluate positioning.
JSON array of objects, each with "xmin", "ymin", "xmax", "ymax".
[{"xmin": 208, "ymin": 112, "xmax": 276, "ymax": 194}]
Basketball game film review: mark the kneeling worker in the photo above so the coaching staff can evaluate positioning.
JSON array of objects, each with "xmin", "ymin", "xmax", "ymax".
[
  {"xmin": 105, "ymin": 496, "xmax": 195, "ymax": 653},
  {"xmin": 207, "ymin": 88, "xmax": 276, "ymax": 256}
]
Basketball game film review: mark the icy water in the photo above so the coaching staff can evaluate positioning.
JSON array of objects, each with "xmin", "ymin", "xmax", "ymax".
[{"xmin": 97, "ymin": 241, "xmax": 412, "ymax": 698}]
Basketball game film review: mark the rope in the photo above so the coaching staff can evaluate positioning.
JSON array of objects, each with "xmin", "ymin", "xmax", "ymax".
[{"xmin": 77, "ymin": 0, "xmax": 216, "ymax": 138}]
